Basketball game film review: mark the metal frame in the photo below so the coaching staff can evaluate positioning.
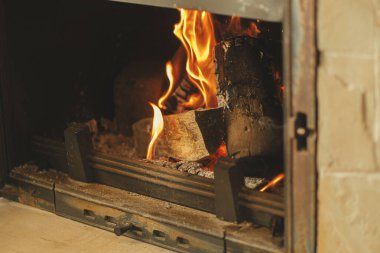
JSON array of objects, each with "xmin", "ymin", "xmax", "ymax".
[
  {"xmin": 32, "ymin": 135, "xmax": 285, "ymax": 227},
  {"xmin": 2, "ymin": 166, "xmax": 284, "ymax": 253},
  {"xmin": 283, "ymin": 1, "xmax": 317, "ymax": 253},
  {"xmin": 111, "ymin": 0, "xmax": 284, "ymax": 22}
]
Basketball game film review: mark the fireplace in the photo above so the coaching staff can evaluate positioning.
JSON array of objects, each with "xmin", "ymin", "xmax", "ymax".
[{"xmin": 0, "ymin": 0, "xmax": 317, "ymax": 253}]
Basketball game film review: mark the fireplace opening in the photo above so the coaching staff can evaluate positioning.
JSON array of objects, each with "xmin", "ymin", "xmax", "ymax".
[{"xmin": 1, "ymin": 0, "xmax": 289, "ymax": 252}]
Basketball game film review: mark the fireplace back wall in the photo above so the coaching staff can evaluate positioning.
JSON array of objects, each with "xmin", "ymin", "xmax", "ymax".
[{"xmin": 1, "ymin": 0, "xmax": 180, "ymax": 170}]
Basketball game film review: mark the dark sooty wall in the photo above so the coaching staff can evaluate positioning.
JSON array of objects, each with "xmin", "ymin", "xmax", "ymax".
[{"xmin": 3, "ymin": 0, "xmax": 179, "ymax": 164}]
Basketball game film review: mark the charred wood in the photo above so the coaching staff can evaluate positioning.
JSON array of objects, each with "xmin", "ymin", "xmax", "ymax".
[
  {"xmin": 215, "ymin": 36, "xmax": 283, "ymax": 159},
  {"xmin": 164, "ymin": 76, "xmax": 199, "ymax": 114},
  {"xmin": 160, "ymin": 46, "xmax": 202, "ymax": 114}
]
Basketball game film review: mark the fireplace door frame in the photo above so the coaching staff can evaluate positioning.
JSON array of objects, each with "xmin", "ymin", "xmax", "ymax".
[
  {"xmin": 283, "ymin": 0, "xmax": 317, "ymax": 253},
  {"xmin": 0, "ymin": 1, "xmax": 318, "ymax": 253}
]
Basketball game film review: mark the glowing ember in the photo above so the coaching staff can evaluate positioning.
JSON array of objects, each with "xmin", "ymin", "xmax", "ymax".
[
  {"xmin": 207, "ymin": 144, "xmax": 228, "ymax": 171},
  {"xmin": 158, "ymin": 61, "xmax": 174, "ymax": 110},
  {"xmin": 146, "ymin": 103, "xmax": 164, "ymax": 160},
  {"xmin": 259, "ymin": 173, "xmax": 285, "ymax": 192},
  {"xmin": 173, "ymin": 9, "xmax": 217, "ymax": 109}
]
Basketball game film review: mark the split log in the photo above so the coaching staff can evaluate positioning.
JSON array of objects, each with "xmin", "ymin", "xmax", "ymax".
[
  {"xmin": 132, "ymin": 107, "xmax": 224, "ymax": 161},
  {"xmin": 215, "ymin": 36, "xmax": 283, "ymax": 159}
]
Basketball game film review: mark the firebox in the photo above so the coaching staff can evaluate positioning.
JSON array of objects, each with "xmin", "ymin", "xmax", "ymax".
[{"xmin": 0, "ymin": 1, "xmax": 317, "ymax": 253}]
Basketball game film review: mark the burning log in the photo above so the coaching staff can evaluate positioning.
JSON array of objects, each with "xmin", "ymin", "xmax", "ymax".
[
  {"xmin": 164, "ymin": 77, "xmax": 199, "ymax": 114},
  {"xmin": 158, "ymin": 46, "xmax": 189, "ymax": 113},
  {"xmin": 215, "ymin": 36, "xmax": 283, "ymax": 158},
  {"xmin": 132, "ymin": 107, "xmax": 224, "ymax": 161}
]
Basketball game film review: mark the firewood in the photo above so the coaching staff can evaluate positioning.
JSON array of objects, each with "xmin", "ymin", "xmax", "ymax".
[
  {"xmin": 164, "ymin": 76, "xmax": 199, "ymax": 114},
  {"xmin": 215, "ymin": 36, "xmax": 283, "ymax": 158},
  {"xmin": 161, "ymin": 46, "xmax": 200, "ymax": 114},
  {"xmin": 132, "ymin": 107, "xmax": 225, "ymax": 161}
]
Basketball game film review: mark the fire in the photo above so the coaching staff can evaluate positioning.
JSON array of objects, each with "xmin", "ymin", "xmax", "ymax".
[
  {"xmin": 181, "ymin": 93, "xmax": 204, "ymax": 109},
  {"xmin": 224, "ymin": 16, "xmax": 260, "ymax": 38},
  {"xmin": 259, "ymin": 173, "xmax": 285, "ymax": 192},
  {"xmin": 158, "ymin": 11, "xmax": 260, "ymax": 110},
  {"xmin": 150, "ymin": 10, "xmax": 263, "ymax": 161},
  {"xmin": 146, "ymin": 103, "xmax": 164, "ymax": 160},
  {"xmin": 173, "ymin": 9, "xmax": 217, "ymax": 109},
  {"xmin": 207, "ymin": 144, "xmax": 228, "ymax": 171},
  {"xmin": 158, "ymin": 61, "xmax": 174, "ymax": 110}
]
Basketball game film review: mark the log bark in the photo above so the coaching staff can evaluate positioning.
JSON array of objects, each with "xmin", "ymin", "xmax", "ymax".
[
  {"xmin": 132, "ymin": 107, "xmax": 224, "ymax": 161},
  {"xmin": 215, "ymin": 36, "xmax": 283, "ymax": 158}
]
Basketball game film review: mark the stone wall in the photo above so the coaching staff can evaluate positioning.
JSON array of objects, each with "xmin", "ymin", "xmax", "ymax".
[{"xmin": 317, "ymin": 0, "xmax": 380, "ymax": 252}]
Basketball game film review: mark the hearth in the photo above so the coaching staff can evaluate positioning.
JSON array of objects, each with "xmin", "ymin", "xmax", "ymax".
[{"xmin": 0, "ymin": 0, "xmax": 317, "ymax": 253}]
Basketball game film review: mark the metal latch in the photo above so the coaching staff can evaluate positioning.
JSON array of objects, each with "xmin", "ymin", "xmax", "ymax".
[{"xmin": 294, "ymin": 112, "xmax": 309, "ymax": 151}]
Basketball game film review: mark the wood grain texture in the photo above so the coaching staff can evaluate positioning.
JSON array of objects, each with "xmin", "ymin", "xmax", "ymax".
[{"xmin": 133, "ymin": 108, "xmax": 224, "ymax": 161}]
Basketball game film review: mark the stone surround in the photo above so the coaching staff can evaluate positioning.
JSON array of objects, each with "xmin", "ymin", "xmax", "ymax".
[{"xmin": 317, "ymin": 0, "xmax": 380, "ymax": 252}]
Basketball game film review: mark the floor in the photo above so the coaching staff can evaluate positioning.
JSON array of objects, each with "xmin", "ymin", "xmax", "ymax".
[{"xmin": 0, "ymin": 198, "xmax": 172, "ymax": 253}]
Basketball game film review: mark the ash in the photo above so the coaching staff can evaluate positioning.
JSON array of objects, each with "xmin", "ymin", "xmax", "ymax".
[
  {"xmin": 89, "ymin": 119, "xmax": 266, "ymax": 190},
  {"xmin": 93, "ymin": 133, "xmax": 137, "ymax": 158},
  {"xmin": 144, "ymin": 159, "xmax": 265, "ymax": 190},
  {"xmin": 144, "ymin": 159, "xmax": 215, "ymax": 179},
  {"xmin": 244, "ymin": 177, "xmax": 266, "ymax": 190}
]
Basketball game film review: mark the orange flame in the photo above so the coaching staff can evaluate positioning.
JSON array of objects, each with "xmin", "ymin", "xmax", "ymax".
[
  {"xmin": 207, "ymin": 144, "xmax": 228, "ymax": 171},
  {"xmin": 259, "ymin": 173, "xmax": 285, "ymax": 192},
  {"xmin": 173, "ymin": 9, "xmax": 217, "ymax": 109},
  {"xmin": 181, "ymin": 93, "xmax": 204, "ymax": 109},
  {"xmin": 146, "ymin": 103, "xmax": 164, "ymax": 160},
  {"xmin": 224, "ymin": 16, "xmax": 260, "ymax": 38},
  {"xmin": 158, "ymin": 61, "xmax": 174, "ymax": 110}
]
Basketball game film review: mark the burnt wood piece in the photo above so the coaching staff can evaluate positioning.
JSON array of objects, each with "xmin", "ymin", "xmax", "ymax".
[
  {"xmin": 132, "ymin": 107, "xmax": 225, "ymax": 161},
  {"xmin": 64, "ymin": 123, "xmax": 93, "ymax": 182},
  {"xmin": 162, "ymin": 46, "xmax": 201, "ymax": 114},
  {"xmin": 164, "ymin": 77, "xmax": 199, "ymax": 114},
  {"xmin": 159, "ymin": 46, "xmax": 201, "ymax": 114},
  {"xmin": 214, "ymin": 158, "xmax": 243, "ymax": 223},
  {"xmin": 215, "ymin": 36, "xmax": 283, "ymax": 159}
]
